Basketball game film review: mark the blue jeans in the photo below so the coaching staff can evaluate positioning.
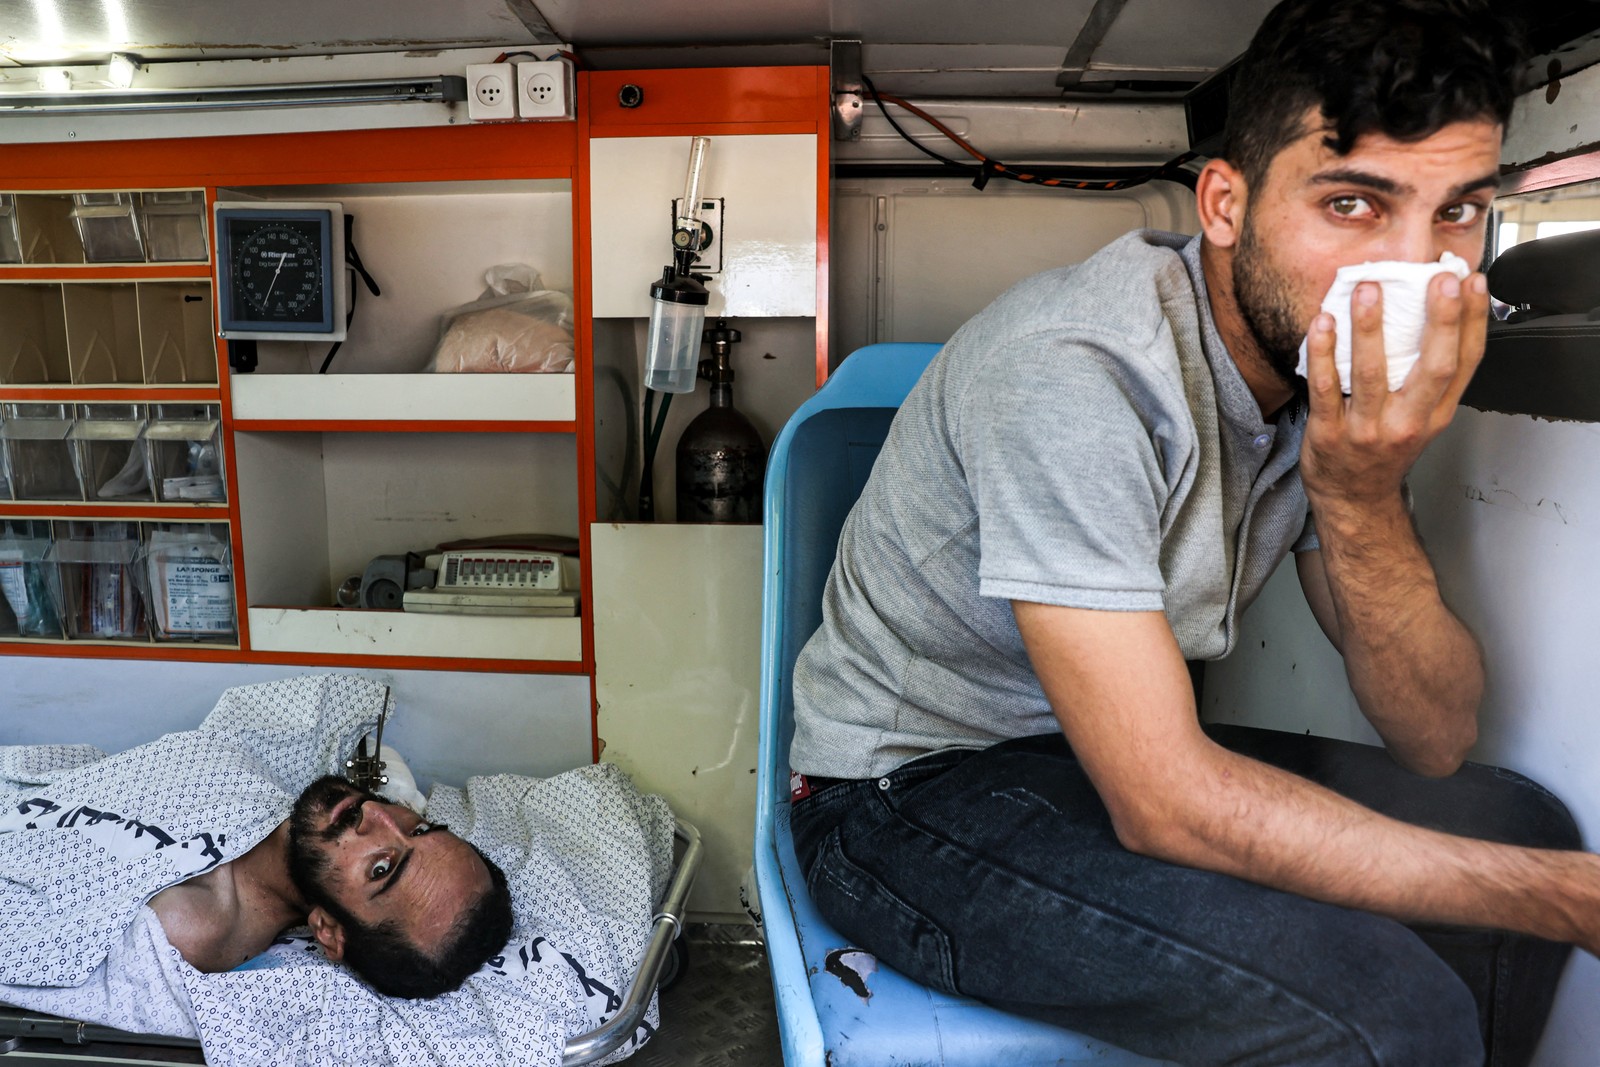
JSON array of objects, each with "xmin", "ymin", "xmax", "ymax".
[{"xmin": 791, "ymin": 725, "xmax": 1581, "ymax": 1067}]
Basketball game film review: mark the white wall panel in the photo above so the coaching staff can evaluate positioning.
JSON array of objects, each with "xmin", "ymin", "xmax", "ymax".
[
  {"xmin": 0, "ymin": 658, "xmax": 591, "ymax": 790},
  {"xmin": 319, "ymin": 431, "xmax": 579, "ymax": 600},
  {"xmin": 589, "ymin": 135, "xmax": 817, "ymax": 319},
  {"xmin": 590, "ymin": 522, "xmax": 763, "ymax": 921},
  {"xmin": 1505, "ymin": 61, "xmax": 1600, "ymax": 171},
  {"xmin": 830, "ymin": 177, "xmax": 1198, "ymax": 358},
  {"xmin": 1204, "ymin": 407, "xmax": 1600, "ymax": 1066}
]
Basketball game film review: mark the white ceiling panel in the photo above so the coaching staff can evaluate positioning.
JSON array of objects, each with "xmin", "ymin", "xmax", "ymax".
[
  {"xmin": 0, "ymin": 0, "xmax": 1269, "ymax": 97},
  {"xmin": 534, "ymin": 0, "xmax": 831, "ymax": 47},
  {"xmin": 0, "ymin": 0, "xmax": 547, "ymax": 65},
  {"xmin": 1090, "ymin": 0, "xmax": 1278, "ymax": 75},
  {"xmin": 535, "ymin": 0, "xmax": 1098, "ymax": 49},
  {"xmin": 831, "ymin": 0, "xmax": 1099, "ymax": 48},
  {"xmin": 861, "ymin": 44, "xmax": 1079, "ymax": 98}
]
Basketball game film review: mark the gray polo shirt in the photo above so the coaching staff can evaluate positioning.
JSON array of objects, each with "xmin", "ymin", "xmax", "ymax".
[{"xmin": 790, "ymin": 230, "xmax": 1313, "ymax": 780}]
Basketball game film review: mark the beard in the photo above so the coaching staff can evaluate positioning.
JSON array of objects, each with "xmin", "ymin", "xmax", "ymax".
[
  {"xmin": 286, "ymin": 775, "xmax": 381, "ymax": 905},
  {"xmin": 1232, "ymin": 213, "xmax": 1309, "ymax": 388}
]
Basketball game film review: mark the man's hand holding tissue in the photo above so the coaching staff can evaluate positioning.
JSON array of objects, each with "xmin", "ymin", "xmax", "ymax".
[
  {"xmin": 1300, "ymin": 269, "xmax": 1490, "ymax": 506},
  {"xmin": 1294, "ymin": 270, "xmax": 1490, "ymax": 778}
]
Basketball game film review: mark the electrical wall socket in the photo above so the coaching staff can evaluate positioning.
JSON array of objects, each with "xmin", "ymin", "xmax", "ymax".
[
  {"xmin": 466, "ymin": 63, "xmax": 516, "ymax": 121},
  {"xmin": 515, "ymin": 59, "xmax": 574, "ymax": 120}
]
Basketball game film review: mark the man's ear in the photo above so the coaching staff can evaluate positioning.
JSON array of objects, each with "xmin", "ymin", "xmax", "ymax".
[
  {"xmin": 1196, "ymin": 158, "xmax": 1249, "ymax": 250},
  {"xmin": 307, "ymin": 906, "xmax": 346, "ymax": 962}
]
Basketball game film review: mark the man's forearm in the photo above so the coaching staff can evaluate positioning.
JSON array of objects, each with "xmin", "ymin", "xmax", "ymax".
[
  {"xmin": 1137, "ymin": 742, "xmax": 1598, "ymax": 952},
  {"xmin": 1312, "ymin": 489, "xmax": 1483, "ymax": 775},
  {"xmin": 1015, "ymin": 603, "xmax": 1592, "ymax": 954}
]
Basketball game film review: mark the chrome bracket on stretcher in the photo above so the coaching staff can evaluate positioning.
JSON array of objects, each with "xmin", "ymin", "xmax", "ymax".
[{"xmin": 0, "ymin": 819, "xmax": 703, "ymax": 1066}]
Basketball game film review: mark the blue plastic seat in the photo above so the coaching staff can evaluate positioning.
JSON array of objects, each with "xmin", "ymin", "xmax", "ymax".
[{"xmin": 755, "ymin": 343, "xmax": 1169, "ymax": 1066}]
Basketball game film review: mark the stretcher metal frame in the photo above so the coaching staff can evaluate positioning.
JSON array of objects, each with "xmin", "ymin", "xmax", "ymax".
[{"xmin": 0, "ymin": 819, "xmax": 702, "ymax": 1066}]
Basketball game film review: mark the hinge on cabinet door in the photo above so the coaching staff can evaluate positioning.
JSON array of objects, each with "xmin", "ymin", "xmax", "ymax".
[{"xmin": 831, "ymin": 40, "xmax": 864, "ymax": 142}]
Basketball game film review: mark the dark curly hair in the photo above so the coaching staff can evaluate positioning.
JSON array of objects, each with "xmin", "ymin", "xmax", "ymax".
[{"xmin": 1223, "ymin": 0, "xmax": 1527, "ymax": 189}]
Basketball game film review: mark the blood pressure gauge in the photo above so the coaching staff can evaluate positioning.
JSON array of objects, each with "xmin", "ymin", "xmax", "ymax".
[{"xmin": 214, "ymin": 202, "xmax": 347, "ymax": 341}]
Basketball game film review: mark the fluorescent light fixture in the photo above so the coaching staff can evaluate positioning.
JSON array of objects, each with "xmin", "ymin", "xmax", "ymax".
[
  {"xmin": 100, "ymin": 0, "xmax": 130, "ymax": 48},
  {"xmin": 0, "ymin": 75, "xmax": 469, "ymax": 115},
  {"xmin": 36, "ymin": 67, "xmax": 71, "ymax": 93},
  {"xmin": 108, "ymin": 53, "xmax": 139, "ymax": 90},
  {"xmin": 28, "ymin": 0, "xmax": 65, "ymax": 53}
]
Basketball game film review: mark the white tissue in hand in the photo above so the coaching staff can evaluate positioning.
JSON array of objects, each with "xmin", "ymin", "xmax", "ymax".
[{"xmin": 1294, "ymin": 251, "xmax": 1472, "ymax": 392}]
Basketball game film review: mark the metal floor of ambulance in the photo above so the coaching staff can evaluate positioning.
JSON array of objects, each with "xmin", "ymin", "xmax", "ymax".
[{"xmin": 0, "ymin": 926, "xmax": 782, "ymax": 1066}]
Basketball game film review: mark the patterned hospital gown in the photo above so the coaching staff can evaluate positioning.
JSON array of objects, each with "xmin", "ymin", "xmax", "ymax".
[{"xmin": 0, "ymin": 675, "xmax": 673, "ymax": 1067}]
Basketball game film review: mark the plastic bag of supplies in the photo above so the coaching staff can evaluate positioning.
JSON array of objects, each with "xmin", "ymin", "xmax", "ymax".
[{"xmin": 430, "ymin": 264, "xmax": 576, "ymax": 373}]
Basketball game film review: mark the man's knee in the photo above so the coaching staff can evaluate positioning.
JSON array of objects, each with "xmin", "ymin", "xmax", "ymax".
[
  {"xmin": 1343, "ymin": 972, "xmax": 1482, "ymax": 1067},
  {"xmin": 1259, "ymin": 940, "xmax": 1481, "ymax": 1067},
  {"xmin": 1475, "ymin": 763, "xmax": 1584, "ymax": 853},
  {"xmin": 1244, "ymin": 913, "xmax": 1485, "ymax": 1067}
]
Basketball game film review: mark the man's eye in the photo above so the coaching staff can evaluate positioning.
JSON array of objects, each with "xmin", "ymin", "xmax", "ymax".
[
  {"xmin": 1329, "ymin": 196, "xmax": 1374, "ymax": 218},
  {"xmin": 1440, "ymin": 202, "xmax": 1482, "ymax": 225},
  {"xmin": 370, "ymin": 858, "xmax": 393, "ymax": 880},
  {"xmin": 410, "ymin": 822, "xmax": 432, "ymax": 837}
]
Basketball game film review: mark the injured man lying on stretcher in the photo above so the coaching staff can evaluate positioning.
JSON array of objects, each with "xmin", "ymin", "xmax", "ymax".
[{"xmin": 0, "ymin": 674, "xmax": 675, "ymax": 1066}]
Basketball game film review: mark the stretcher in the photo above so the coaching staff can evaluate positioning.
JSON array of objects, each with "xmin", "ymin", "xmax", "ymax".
[{"xmin": 0, "ymin": 819, "xmax": 702, "ymax": 1066}]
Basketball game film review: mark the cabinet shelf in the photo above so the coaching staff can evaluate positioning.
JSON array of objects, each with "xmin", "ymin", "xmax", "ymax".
[
  {"xmin": 0, "ymin": 386, "xmax": 220, "ymax": 402},
  {"xmin": 228, "ymin": 372, "xmax": 576, "ymax": 427},
  {"xmin": 245, "ymin": 606, "xmax": 583, "ymax": 663},
  {"xmin": 0, "ymin": 503, "xmax": 231, "ymax": 520},
  {"xmin": 0, "ymin": 640, "xmax": 244, "ymax": 660},
  {"xmin": 0, "ymin": 265, "xmax": 213, "ymax": 281}
]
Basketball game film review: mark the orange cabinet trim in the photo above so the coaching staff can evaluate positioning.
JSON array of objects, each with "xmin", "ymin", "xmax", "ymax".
[
  {"xmin": 586, "ymin": 67, "xmax": 828, "ymax": 130},
  {"xmin": 3, "ymin": 123, "xmax": 580, "ymax": 187}
]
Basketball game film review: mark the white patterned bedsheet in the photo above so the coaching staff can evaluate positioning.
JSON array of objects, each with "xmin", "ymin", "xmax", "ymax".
[{"xmin": 0, "ymin": 678, "xmax": 674, "ymax": 1067}]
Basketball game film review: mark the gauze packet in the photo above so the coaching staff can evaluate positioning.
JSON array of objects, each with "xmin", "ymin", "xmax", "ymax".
[{"xmin": 1294, "ymin": 251, "xmax": 1472, "ymax": 392}]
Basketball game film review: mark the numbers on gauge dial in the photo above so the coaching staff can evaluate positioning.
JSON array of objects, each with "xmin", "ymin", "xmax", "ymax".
[{"xmin": 232, "ymin": 222, "xmax": 325, "ymax": 320}]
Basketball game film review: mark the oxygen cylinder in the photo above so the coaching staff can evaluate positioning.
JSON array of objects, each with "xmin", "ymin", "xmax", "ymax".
[{"xmin": 675, "ymin": 320, "xmax": 767, "ymax": 523}]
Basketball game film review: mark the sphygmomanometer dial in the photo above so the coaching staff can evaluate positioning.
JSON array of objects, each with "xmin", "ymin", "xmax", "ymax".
[
  {"xmin": 230, "ymin": 219, "xmax": 326, "ymax": 323},
  {"xmin": 213, "ymin": 202, "xmax": 345, "ymax": 341}
]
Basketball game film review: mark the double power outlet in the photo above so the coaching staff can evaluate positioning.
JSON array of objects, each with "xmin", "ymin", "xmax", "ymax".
[{"xmin": 465, "ymin": 59, "xmax": 573, "ymax": 122}]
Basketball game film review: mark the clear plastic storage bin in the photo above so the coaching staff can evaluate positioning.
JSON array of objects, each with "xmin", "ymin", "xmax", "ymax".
[
  {"xmin": 70, "ymin": 404, "xmax": 151, "ymax": 501},
  {"xmin": 0, "ymin": 520, "xmax": 61, "ymax": 638},
  {"xmin": 0, "ymin": 195, "xmax": 21, "ymax": 264},
  {"xmin": 137, "ymin": 283, "xmax": 217, "ymax": 384},
  {"xmin": 0, "ymin": 403, "xmax": 78, "ymax": 501},
  {"xmin": 71, "ymin": 193, "xmax": 144, "ymax": 263},
  {"xmin": 0, "ymin": 284, "xmax": 71, "ymax": 385},
  {"xmin": 144, "ymin": 404, "xmax": 225, "ymax": 503},
  {"xmin": 138, "ymin": 191, "xmax": 208, "ymax": 262},
  {"xmin": 16, "ymin": 194, "xmax": 82, "ymax": 264},
  {"xmin": 50, "ymin": 521, "xmax": 146, "ymax": 640},
  {"xmin": 64, "ymin": 283, "xmax": 143, "ymax": 384},
  {"xmin": 143, "ymin": 521, "xmax": 235, "ymax": 642}
]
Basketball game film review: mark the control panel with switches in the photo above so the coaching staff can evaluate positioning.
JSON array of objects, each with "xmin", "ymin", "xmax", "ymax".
[{"xmin": 402, "ymin": 550, "xmax": 580, "ymax": 616}]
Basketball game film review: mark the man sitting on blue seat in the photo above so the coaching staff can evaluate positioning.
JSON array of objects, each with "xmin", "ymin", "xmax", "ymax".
[{"xmin": 788, "ymin": 2, "xmax": 1591, "ymax": 1064}]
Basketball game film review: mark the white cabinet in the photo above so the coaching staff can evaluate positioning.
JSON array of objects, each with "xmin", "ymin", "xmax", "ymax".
[
  {"xmin": 589, "ymin": 135, "xmax": 819, "ymax": 319},
  {"xmin": 222, "ymin": 178, "xmax": 584, "ymax": 665}
]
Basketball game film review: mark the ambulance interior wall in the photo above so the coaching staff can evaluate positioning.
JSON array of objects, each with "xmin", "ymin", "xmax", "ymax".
[{"xmin": 0, "ymin": 658, "xmax": 593, "ymax": 789}]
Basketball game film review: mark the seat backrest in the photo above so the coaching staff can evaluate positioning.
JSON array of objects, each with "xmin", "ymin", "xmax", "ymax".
[
  {"xmin": 755, "ymin": 343, "xmax": 1171, "ymax": 1067},
  {"xmin": 1461, "ymin": 231, "xmax": 1600, "ymax": 422},
  {"xmin": 758, "ymin": 343, "xmax": 942, "ymax": 819}
]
